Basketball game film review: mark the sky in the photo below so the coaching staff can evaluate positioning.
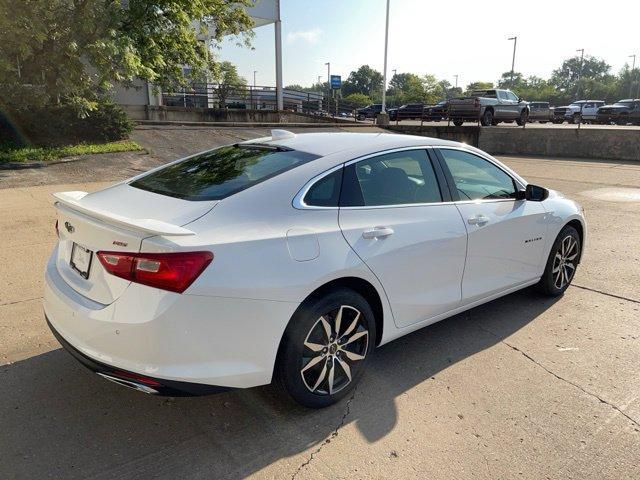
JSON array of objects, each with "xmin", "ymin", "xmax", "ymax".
[{"xmin": 218, "ymin": 0, "xmax": 639, "ymax": 89}]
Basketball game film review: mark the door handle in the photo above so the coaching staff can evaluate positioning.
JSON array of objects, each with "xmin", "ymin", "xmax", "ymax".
[
  {"xmin": 467, "ymin": 215, "xmax": 489, "ymax": 226},
  {"xmin": 362, "ymin": 226, "xmax": 394, "ymax": 239}
]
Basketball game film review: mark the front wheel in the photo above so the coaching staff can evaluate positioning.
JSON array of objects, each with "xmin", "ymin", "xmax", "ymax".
[
  {"xmin": 480, "ymin": 109, "xmax": 494, "ymax": 126},
  {"xmin": 274, "ymin": 289, "xmax": 376, "ymax": 408},
  {"xmin": 453, "ymin": 118, "xmax": 464, "ymax": 126},
  {"xmin": 516, "ymin": 110, "xmax": 529, "ymax": 126},
  {"xmin": 537, "ymin": 225, "xmax": 581, "ymax": 296}
]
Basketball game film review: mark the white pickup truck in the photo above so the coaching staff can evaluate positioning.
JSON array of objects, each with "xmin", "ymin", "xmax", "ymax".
[
  {"xmin": 552, "ymin": 100, "xmax": 605, "ymax": 124},
  {"xmin": 448, "ymin": 89, "xmax": 529, "ymax": 126}
]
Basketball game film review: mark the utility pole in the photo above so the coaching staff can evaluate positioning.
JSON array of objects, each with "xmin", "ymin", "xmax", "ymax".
[
  {"xmin": 317, "ymin": 75, "xmax": 322, "ymax": 86},
  {"xmin": 508, "ymin": 36, "xmax": 517, "ymax": 87},
  {"xmin": 629, "ymin": 54, "xmax": 637, "ymax": 98},
  {"xmin": 381, "ymin": 0, "xmax": 391, "ymax": 115},
  {"xmin": 454, "ymin": 74, "xmax": 459, "ymax": 89},
  {"xmin": 576, "ymin": 49, "xmax": 585, "ymax": 99},
  {"xmin": 253, "ymin": 70, "xmax": 257, "ymax": 87}
]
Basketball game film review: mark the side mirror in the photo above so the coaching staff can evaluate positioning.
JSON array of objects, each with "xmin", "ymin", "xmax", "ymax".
[{"xmin": 525, "ymin": 184, "xmax": 549, "ymax": 202}]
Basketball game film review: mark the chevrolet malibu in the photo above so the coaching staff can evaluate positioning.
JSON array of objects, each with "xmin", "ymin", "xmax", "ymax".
[{"xmin": 44, "ymin": 131, "xmax": 586, "ymax": 408}]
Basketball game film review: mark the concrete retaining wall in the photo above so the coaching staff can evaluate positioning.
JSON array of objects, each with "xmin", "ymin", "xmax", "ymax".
[
  {"xmin": 122, "ymin": 105, "xmax": 344, "ymax": 124},
  {"xmin": 384, "ymin": 124, "xmax": 640, "ymax": 161}
]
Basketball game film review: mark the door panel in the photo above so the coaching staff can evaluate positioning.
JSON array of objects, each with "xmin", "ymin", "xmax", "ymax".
[
  {"xmin": 455, "ymin": 200, "xmax": 547, "ymax": 302},
  {"xmin": 338, "ymin": 148, "xmax": 467, "ymax": 328},
  {"xmin": 436, "ymin": 147, "xmax": 549, "ymax": 302},
  {"xmin": 340, "ymin": 205, "xmax": 467, "ymax": 327}
]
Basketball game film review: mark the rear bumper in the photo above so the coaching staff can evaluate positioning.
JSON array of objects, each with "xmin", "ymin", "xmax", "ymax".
[
  {"xmin": 43, "ymin": 251, "xmax": 298, "ymax": 391},
  {"xmin": 46, "ymin": 317, "xmax": 228, "ymax": 396}
]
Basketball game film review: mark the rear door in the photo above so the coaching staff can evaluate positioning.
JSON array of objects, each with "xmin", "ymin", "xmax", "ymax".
[
  {"xmin": 435, "ymin": 148, "xmax": 548, "ymax": 303},
  {"xmin": 338, "ymin": 148, "xmax": 467, "ymax": 328}
]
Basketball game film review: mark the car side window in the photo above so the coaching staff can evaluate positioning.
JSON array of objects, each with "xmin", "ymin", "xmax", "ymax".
[
  {"xmin": 303, "ymin": 168, "xmax": 343, "ymax": 207},
  {"xmin": 439, "ymin": 149, "xmax": 516, "ymax": 201},
  {"xmin": 340, "ymin": 150, "xmax": 442, "ymax": 207},
  {"xmin": 507, "ymin": 91, "xmax": 518, "ymax": 102},
  {"xmin": 498, "ymin": 91, "xmax": 508, "ymax": 100}
]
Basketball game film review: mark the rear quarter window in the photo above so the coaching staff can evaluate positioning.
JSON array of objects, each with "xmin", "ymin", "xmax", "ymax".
[{"xmin": 130, "ymin": 145, "xmax": 319, "ymax": 201}]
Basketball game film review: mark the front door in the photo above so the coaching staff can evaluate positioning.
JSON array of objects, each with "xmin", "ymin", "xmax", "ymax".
[
  {"xmin": 338, "ymin": 148, "xmax": 467, "ymax": 328},
  {"xmin": 436, "ymin": 148, "xmax": 548, "ymax": 303}
]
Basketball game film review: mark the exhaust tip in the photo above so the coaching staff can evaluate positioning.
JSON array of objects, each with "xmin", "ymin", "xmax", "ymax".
[{"xmin": 97, "ymin": 373, "xmax": 159, "ymax": 394}]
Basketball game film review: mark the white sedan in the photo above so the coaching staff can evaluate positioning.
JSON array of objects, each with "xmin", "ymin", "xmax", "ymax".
[{"xmin": 44, "ymin": 131, "xmax": 586, "ymax": 407}]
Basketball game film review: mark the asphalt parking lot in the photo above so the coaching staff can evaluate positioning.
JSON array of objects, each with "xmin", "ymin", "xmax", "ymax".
[{"xmin": 1, "ymin": 126, "xmax": 639, "ymax": 479}]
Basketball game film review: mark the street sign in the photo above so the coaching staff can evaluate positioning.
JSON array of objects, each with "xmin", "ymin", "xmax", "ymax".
[{"xmin": 330, "ymin": 75, "xmax": 341, "ymax": 90}]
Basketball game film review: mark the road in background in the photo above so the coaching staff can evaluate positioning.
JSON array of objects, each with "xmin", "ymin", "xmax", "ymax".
[{"xmin": 1, "ymin": 126, "xmax": 638, "ymax": 479}]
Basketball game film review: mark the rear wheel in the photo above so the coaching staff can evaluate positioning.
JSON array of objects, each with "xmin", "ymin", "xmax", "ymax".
[
  {"xmin": 571, "ymin": 113, "xmax": 581, "ymax": 124},
  {"xmin": 537, "ymin": 225, "xmax": 581, "ymax": 296},
  {"xmin": 274, "ymin": 289, "xmax": 376, "ymax": 408},
  {"xmin": 480, "ymin": 109, "xmax": 494, "ymax": 126},
  {"xmin": 453, "ymin": 118, "xmax": 464, "ymax": 126}
]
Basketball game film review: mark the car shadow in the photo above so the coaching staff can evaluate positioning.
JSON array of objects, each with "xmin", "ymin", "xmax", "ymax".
[{"xmin": 0, "ymin": 288, "xmax": 560, "ymax": 479}]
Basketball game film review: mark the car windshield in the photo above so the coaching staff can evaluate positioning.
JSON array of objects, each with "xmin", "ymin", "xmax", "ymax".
[{"xmin": 130, "ymin": 145, "xmax": 319, "ymax": 201}]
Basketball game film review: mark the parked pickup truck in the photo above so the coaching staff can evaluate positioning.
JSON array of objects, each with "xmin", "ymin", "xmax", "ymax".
[
  {"xmin": 388, "ymin": 103, "xmax": 425, "ymax": 121},
  {"xmin": 356, "ymin": 103, "xmax": 382, "ymax": 120},
  {"xmin": 528, "ymin": 101, "xmax": 554, "ymax": 123},
  {"xmin": 448, "ymin": 89, "xmax": 529, "ymax": 126},
  {"xmin": 596, "ymin": 99, "xmax": 640, "ymax": 125},
  {"xmin": 552, "ymin": 100, "xmax": 604, "ymax": 124}
]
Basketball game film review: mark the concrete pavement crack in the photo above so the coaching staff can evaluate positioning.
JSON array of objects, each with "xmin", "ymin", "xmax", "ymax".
[
  {"xmin": 570, "ymin": 283, "xmax": 640, "ymax": 304},
  {"xmin": 478, "ymin": 325, "xmax": 640, "ymax": 429},
  {"xmin": 290, "ymin": 387, "xmax": 358, "ymax": 480},
  {"xmin": 0, "ymin": 296, "xmax": 43, "ymax": 307}
]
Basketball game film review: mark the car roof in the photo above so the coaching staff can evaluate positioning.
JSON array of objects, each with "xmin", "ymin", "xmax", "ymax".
[{"xmin": 244, "ymin": 131, "xmax": 464, "ymax": 157}]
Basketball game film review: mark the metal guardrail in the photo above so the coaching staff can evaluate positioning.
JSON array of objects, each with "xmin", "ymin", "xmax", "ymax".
[{"xmin": 161, "ymin": 83, "xmax": 362, "ymax": 120}]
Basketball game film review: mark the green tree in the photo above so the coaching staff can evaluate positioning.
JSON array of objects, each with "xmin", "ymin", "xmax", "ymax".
[
  {"xmin": 550, "ymin": 55, "xmax": 612, "ymax": 99},
  {"xmin": 342, "ymin": 65, "xmax": 383, "ymax": 98},
  {"xmin": 465, "ymin": 81, "xmax": 494, "ymax": 94},
  {"xmin": 213, "ymin": 62, "xmax": 247, "ymax": 108},
  {"xmin": 343, "ymin": 92, "xmax": 371, "ymax": 108},
  {"xmin": 0, "ymin": 0, "xmax": 254, "ymax": 112}
]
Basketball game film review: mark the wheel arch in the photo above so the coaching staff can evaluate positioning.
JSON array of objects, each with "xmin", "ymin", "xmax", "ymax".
[
  {"xmin": 565, "ymin": 219, "xmax": 585, "ymax": 263},
  {"xmin": 285, "ymin": 276, "xmax": 385, "ymax": 347}
]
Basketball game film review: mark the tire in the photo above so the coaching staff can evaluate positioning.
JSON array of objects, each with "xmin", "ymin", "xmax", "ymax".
[
  {"xmin": 516, "ymin": 110, "xmax": 529, "ymax": 126},
  {"xmin": 274, "ymin": 289, "xmax": 376, "ymax": 408},
  {"xmin": 536, "ymin": 225, "xmax": 581, "ymax": 296},
  {"xmin": 571, "ymin": 113, "xmax": 581, "ymax": 124},
  {"xmin": 552, "ymin": 120, "xmax": 563, "ymax": 124},
  {"xmin": 480, "ymin": 109, "xmax": 494, "ymax": 126},
  {"xmin": 453, "ymin": 118, "xmax": 464, "ymax": 126}
]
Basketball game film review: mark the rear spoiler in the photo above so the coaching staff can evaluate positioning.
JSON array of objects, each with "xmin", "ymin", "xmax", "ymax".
[{"xmin": 52, "ymin": 191, "xmax": 195, "ymax": 237}]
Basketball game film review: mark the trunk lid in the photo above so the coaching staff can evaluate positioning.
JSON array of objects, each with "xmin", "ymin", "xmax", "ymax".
[{"xmin": 53, "ymin": 184, "xmax": 217, "ymax": 304}]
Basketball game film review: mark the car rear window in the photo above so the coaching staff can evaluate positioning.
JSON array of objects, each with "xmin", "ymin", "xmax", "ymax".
[{"xmin": 130, "ymin": 145, "xmax": 319, "ymax": 201}]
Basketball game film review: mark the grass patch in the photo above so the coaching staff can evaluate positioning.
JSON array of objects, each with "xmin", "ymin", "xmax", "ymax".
[{"xmin": 0, "ymin": 140, "xmax": 144, "ymax": 164}]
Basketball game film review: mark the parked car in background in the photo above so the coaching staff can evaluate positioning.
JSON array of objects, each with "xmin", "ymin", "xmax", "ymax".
[
  {"xmin": 552, "ymin": 100, "xmax": 605, "ymax": 124},
  {"xmin": 596, "ymin": 99, "xmax": 640, "ymax": 125},
  {"xmin": 448, "ymin": 89, "xmax": 529, "ymax": 126},
  {"xmin": 356, "ymin": 104, "xmax": 382, "ymax": 120},
  {"xmin": 389, "ymin": 103, "xmax": 425, "ymax": 121},
  {"xmin": 425, "ymin": 100, "xmax": 448, "ymax": 121},
  {"xmin": 44, "ymin": 130, "xmax": 586, "ymax": 408},
  {"xmin": 528, "ymin": 101, "xmax": 554, "ymax": 123}
]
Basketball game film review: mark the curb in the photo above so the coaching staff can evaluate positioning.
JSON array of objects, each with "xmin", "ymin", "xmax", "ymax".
[{"xmin": 135, "ymin": 120, "xmax": 375, "ymax": 128}]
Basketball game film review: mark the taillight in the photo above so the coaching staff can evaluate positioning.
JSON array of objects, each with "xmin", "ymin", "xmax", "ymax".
[{"xmin": 97, "ymin": 251, "xmax": 213, "ymax": 293}]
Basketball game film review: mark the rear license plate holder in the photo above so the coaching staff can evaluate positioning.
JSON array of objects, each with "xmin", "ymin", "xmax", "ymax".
[{"xmin": 70, "ymin": 243, "xmax": 93, "ymax": 279}]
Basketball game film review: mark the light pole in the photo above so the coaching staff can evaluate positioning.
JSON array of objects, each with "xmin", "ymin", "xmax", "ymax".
[
  {"xmin": 381, "ymin": 0, "xmax": 390, "ymax": 115},
  {"xmin": 576, "ymin": 48, "xmax": 585, "ymax": 99},
  {"xmin": 253, "ymin": 70, "xmax": 257, "ymax": 87},
  {"xmin": 508, "ymin": 36, "xmax": 517, "ymax": 87},
  {"xmin": 454, "ymin": 74, "xmax": 459, "ymax": 89},
  {"xmin": 317, "ymin": 75, "xmax": 322, "ymax": 86},
  {"xmin": 629, "ymin": 54, "xmax": 637, "ymax": 98}
]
